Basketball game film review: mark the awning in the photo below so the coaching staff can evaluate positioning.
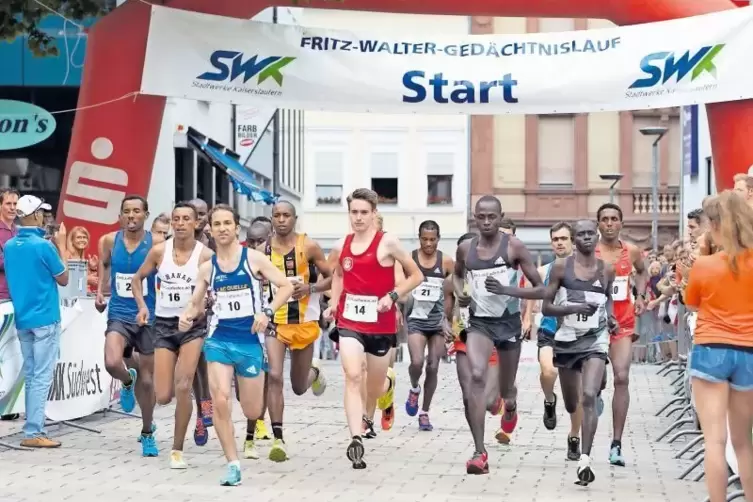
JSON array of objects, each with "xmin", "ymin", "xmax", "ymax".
[{"xmin": 185, "ymin": 127, "xmax": 278, "ymax": 205}]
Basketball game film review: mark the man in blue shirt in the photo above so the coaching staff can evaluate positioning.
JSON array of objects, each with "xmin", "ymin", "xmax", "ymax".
[{"xmin": 5, "ymin": 195, "xmax": 68, "ymax": 448}]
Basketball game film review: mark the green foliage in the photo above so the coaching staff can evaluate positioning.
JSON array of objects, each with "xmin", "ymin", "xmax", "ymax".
[{"xmin": 0, "ymin": 0, "xmax": 110, "ymax": 57}]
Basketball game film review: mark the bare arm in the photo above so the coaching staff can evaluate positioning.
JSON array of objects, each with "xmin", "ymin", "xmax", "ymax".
[
  {"xmin": 183, "ymin": 261, "xmax": 211, "ymax": 322},
  {"xmin": 453, "ymin": 240, "xmax": 469, "ymax": 298},
  {"xmin": 250, "ymin": 249, "xmax": 294, "ymax": 312},
  {"xmin": 132, "ymin": 245, "xmax": 162, "ymax": 311},
  {"xmin": 385, "ymin": 234, "xmax": 423, "ymax": 297},
  {"xmin": 605, "ymin": 264, "xmax": 616, "ymax": 319},
  {"xmin": 541, "ymin": 259, "xmax": 579, "ymax": 317},
  {"xmin": 497, "ymin": 237, "xmax": 546, "ymax": 300},
  {"xmin": 307, "ymin": 237, "xmax": 333, "ymax": 293},
  {"xmin": 443, "ymin": 275, "xmax": 455, "ymax": 321},
  {"xmin": 327, "ymin": 239, "xmax": 344, "ymax": 310},
  {"xmin": 97, "ymin": 233, "xmax": 114, "ymax": 297},
  {"xmin": 629, "ymin": 244, "xmax": 648, "ymax": 298}
]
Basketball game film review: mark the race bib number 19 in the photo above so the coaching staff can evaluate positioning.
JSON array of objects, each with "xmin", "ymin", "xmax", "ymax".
[
  {"xmin": 343, "ymin": 294, "xmax": 378, "ymax": 323},
  {"xmin": 565, "ymin": 312, "xmax": 598, "ymax": 330},
  {"xmin": 612, "ymin": 276, "xmax": 629, "ymax": 301},
  {"xmin": 115, "ymin": 273, "xmax": 147, "ymax": 299}
]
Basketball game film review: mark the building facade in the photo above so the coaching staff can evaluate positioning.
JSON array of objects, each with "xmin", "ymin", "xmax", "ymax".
[
  {"xmin": 299, "ymin": 10, "xmax": 470, "ymax": 253},
  {"xmin": 471, "ymin": 17, "xmax": 682, "ymax": 258}
]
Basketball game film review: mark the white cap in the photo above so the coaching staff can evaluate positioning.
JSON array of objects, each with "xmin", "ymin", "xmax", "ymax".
[{"xmin": 16, "ymin": 195, "xmax": 51, "ymax": 217}]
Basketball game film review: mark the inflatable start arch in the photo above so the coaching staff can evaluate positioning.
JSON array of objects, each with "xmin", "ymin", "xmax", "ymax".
[{"xmin": 60, "ymin": 0, "xmax": 752, "ymax": 245}]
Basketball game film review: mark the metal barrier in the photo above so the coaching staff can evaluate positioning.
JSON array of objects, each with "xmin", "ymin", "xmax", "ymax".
[{"xmin": 652, "ymin": 305, "xmax": 744, "ymax": 501}]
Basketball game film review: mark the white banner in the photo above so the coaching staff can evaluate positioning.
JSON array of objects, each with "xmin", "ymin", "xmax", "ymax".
[
  {"xmin": 0, "ymin": 298, "xmax": 113, "ymax": 420},
  {"xmin": 141, "ymin": 5, "xmax": 753, "ymax": 115},
  {"xmin": 234, "ymin": 105, "xmax": 275, "ymax": 165}
]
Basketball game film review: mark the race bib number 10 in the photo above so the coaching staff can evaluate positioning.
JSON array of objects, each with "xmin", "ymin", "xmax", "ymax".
[
  {"xmin": 115, "ymin": 273, "xmax": 147, "ymax": 299},
  {"xmin": 612, "ymin": 276, "xmax": 629, "ymax": 301},
  {"xmin": 343, "ymin": 294, "xmax": 378, "ymax": 323},
  {"xmin": 214, "ymin": 288, "xmax": 253, "ymax": 320}
]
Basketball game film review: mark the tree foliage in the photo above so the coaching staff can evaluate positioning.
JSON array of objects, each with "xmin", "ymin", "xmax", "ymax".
[{"xmin": 0, "ymin": 0, "xmax": 111, "ymax": 56}]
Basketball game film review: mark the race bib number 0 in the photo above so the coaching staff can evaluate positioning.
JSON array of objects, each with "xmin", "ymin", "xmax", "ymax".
[
  {"xmin": 115, "ymin": 273, "xmax": 147, "ymax": 299},
  {"xmin": 272, "ymin": 276, "xmax": 303, "ymax": 303},
  {"xmin": 214, "ymin": 288, "xmax": 254, "ymax": 320},
  {"xmin": 343, "ymin": 294, "xmax": 378, "ymax": 323},
  {"xmin": 159, "ymin": 283, "xmax": 192, "ymax": 309},
  {"xmin": 565, "ymin": 312, "xmax": 598, "ymax": 330},
  {"xmin": 470, "ymin": 267, "xmax": 508, "ymax": 297},
  {"xmin": 412, "ymin": 280, "xmax": 442, "ymax": 302},
  {"xmin": 612, "ymin": 276, "xmax": 629, "ymax": 301}
]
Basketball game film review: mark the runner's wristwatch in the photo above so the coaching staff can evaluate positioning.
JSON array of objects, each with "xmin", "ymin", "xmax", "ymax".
[
  {"xmin": 388, "ymin": 291, "xmax": 399, "ymax": 303},
  {"xmin": 263, "ymin": 307, "xmax": 274, "ymax": 319}
]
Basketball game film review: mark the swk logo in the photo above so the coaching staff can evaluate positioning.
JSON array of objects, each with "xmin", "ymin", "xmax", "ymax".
[{"xmin": 63, "ymin": 137, "xmax": 129, "ymax": 224}]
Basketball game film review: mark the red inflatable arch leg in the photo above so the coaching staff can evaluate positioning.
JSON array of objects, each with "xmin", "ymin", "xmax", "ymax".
[{"xmin": 60, "ymin": 0, "xmax": 749, "ymax": 244}]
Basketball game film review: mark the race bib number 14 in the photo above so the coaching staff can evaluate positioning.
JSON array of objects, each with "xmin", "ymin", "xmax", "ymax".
[{"xmin": 343, "ymin": 294, "xmax": 378, "ymax": 323}]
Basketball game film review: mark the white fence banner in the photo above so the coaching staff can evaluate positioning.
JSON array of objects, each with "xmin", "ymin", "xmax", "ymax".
[
  {"xmin": 0, "ymin": 298, "xmax": 113, "ymax": 420},
  {"xmin": 141, "ymin": 5, "xmax": 753, "ymax": 115}
]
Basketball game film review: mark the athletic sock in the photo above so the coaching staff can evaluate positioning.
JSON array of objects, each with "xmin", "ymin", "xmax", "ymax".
[
  {"xmin": 611, "ymin": 439, "xmax": 621, "ymax": 449},
  {"xmin": 123, "ymin": 377, "xmax": 133, "ymax": 388},
  {"xmin": 410, "ymin": 385, "xmax": 420, "ymax": 393},
  {"xmin": 228, "ymin": 460, "xmax": 241, "ymax": 469},
  {"xmin": 246, "ymin": 427, "xmax": 255, "ymax": 441},
  {"xmin": 271, "ymin": 422, "xmax": 284, "ymax": 441}
]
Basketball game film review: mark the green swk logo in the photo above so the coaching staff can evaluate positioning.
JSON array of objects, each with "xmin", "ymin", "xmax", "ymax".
[
  {"xmin": 629, "ymin": 44, "xmax": 725, "ymax": 89},
  {"xmin": 197, "ymin": 51, "xmax": 295, "ymax": 85}
]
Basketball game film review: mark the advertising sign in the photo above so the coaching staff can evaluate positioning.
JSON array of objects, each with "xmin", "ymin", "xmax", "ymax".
[{"xmin": 0, "ymin": 100, "xmax": 57, "ymax": 150}]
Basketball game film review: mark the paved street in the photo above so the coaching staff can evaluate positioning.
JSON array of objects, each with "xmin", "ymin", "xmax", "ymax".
[{"xmin": 0, "ymin": 360, "xmax": 706, "ymax": 502}]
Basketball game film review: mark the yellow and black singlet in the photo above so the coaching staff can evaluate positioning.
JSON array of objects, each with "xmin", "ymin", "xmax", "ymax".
[{"xmin": 265, "ymin": 233, "xmax": 321, "ymax": 325}]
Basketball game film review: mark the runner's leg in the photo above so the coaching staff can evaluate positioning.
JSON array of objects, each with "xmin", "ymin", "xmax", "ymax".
[
  {"xmin": 609, "ymin": 334, "xmax": 633, "ymax": 465},
  {"xmin": 289, "ymin": 343, "xmax": 317, "ymax": 395},
  {"xmin": 207, "ymin": 361, "xmax": 236, "ymax": 461},
  {"xmin": 539, "ymin": 345, "xmax": 559, "ymax": 430},
  {"xmin": 465, "ymin": 331, "xmax": 494, "ymax": 455},
  {"xmin": 339, "ymin": 336, "xmax": 367, "ymax": 468},
  {"xmin": 192, "ymin": 353, "xmax": 213, "ymax": 445},
  {"xmin": 104, "ymin": 332, "xmax": 137, "ymax": 412},
  {"xmin": 496, "ymin": 343, "xmax": 522, "ymax": 444},
  {"xmin": 484, "ymin": 361, "xmax": 501, "ymax": 413},
  {"xmin": 172, "ymin": 338, "xmax": 204, "ymax": 454},
  {"xmin": 135, "ymin": 354, "xmax": 156, "ymax": 433},
  {"xmin": 422, "ymin": 334, "xmax": 445, "ymax": 413},
  {"xmin": 365, "ymin": 349, "xmax": 392, "ymax": 430},
  {"xmin": 265, "ymin": 336, "xmax": 287, "ymax": 452},
  {"xmin": 580, "ymin": 357, "xmax": 607, "ymax": 459},
  {"xmin": 406, "ymin": 333, "xmax": 427, "ymax": 416},
  {"xmin": 154, "ymin": 348, "xmax": 177, "ymax": 405},
  {"xmin": 455, "ymin": 351, "xmax": 472, "ymax": 426}
]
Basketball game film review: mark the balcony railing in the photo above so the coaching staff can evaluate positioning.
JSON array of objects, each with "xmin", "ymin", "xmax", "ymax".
[{"xmin": 633, "ymin": 190, "xmax": 680, "ymax": 215}]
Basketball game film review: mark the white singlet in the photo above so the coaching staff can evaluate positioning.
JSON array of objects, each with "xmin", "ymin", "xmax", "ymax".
[{"xmin": 155, "ymin": 238, "xmax": 205, "ymax": 318}]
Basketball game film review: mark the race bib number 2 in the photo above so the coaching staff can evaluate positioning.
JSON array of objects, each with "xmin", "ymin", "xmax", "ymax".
[
  {"xmin": 343, "ymin": 294, "xmax": 378, "ymax": 323},
  {"xmin": 612, "ymin": 276, "xmax": 629, "ymax": 301},
  {"xmin": 115, "ymin": 273, "xmax": 147, "ymax": 299}
]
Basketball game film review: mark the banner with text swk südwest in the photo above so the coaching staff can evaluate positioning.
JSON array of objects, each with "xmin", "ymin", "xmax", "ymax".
[{"xmin": 140, "ymin": 5, "xmax": 753, "ymax": 115}]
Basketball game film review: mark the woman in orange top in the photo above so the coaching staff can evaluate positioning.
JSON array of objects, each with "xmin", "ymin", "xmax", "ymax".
[{"xmin": 684, "ymin": 191, "xmax": 753, "ymax": 502}]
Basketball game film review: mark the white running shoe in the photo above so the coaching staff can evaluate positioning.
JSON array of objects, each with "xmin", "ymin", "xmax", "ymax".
[
  {"xmin": 576, "ymin": 454, "xmax": 595, "ymax": 486},
  {"xmin": 170, "ymin": 449, "xmax": 188, "ymax": 469}
]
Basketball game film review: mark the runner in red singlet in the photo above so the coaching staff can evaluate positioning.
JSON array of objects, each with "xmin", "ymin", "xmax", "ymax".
[
  {"xmin": 323, "ymin": 188, "xmax": 422, "ymax": 469},
  {"xmin": 594, "ymin": 203, "xmax": 647, "ymax": 467}
]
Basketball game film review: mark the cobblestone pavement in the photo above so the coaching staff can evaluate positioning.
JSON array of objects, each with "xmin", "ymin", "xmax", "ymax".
[{"xmin": 0, "ymin": 360, "xmax": 707, "ymax": 502}]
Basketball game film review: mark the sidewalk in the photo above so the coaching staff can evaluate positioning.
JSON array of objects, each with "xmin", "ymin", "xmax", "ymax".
[{"xmin": 0, "ymin": 361, "xmax": 707, "ymax": 502}]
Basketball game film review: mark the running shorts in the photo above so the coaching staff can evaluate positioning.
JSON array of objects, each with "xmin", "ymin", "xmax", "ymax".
[
  {"xmin": 153, "ymin": 316, "xmax": 206, "ymax": 353},
  {"xmin": 339, "ymin": 329, "xmax": 396, "ymax": 357},
  {"xmin": 464, "ymin": 314, "xmax": 522, "ymax": 352},
  {"xmin": 451, "ymin": 337, "xmax": 499, "ymax": 366},
  {"xmin": 276, "ymin": 321, "xmax": 319, "ymax": 350},
  {"xmin": 106, "ymin": 319, "xmax": 155, "ymax": 356},
  {"xmin": 204, "ymin": 338, "xmax": 267, "ymax": 378}
]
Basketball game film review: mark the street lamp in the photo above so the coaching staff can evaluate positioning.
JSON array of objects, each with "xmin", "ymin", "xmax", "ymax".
[
  {"xmin": 599, "ymin": 173, "xmax": 624, "ymax": 204},
  {"xmin": 640, "ymin": 126, "xmax": 668, "ymax": 253}
]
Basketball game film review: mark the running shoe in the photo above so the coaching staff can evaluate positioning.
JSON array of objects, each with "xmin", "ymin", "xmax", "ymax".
[
  {"xmin": 170, "ymin": 450, "xmax": 187, "ymax": 469},
  {"xmin": 141, "ymin": 433, "xmax": 159, "ymax": 457},
  {"xmin": 347, "ymin": 437, "xmax": 366, "ymax": 469},
  {"xmin": 220, "ymin": 463, "xmax": 242, "ymax": 487},
  {"xmin": 488, "ymin": 396, "xmax": 504, "ymax": 416},
  {"xmin": 243, "ymin": 439, "xmax": 260, "ymax": 459},
  {"xmin": 310, "ymin": 359, "xmax": 327, "ymax": 396},
  {"xmin": 576, "ymin": 454, "xmax": 595, "ymax": 486},
  {"xmin": 200, "ymin": 399, "xmax": 213, "ymax": 427},
  {"xmin": 137, "ymin": 422, "xmax": 158, "ymax": 443},
  {"xmin": 465, "ymin": 451, "xmax": 489, "ymax": 475},
  {"xmin": 596, "ymin": 392, "xmax": 604, "ymax": 417},
  {"xmin": 496, "ymin": 407, "xmax": 519, "ymax": 444},
  {"xmin": 377, "ymin": 367, "xmax": 396, "ymax": 412},
  {"xmin": 381, "ymin": 404, "xmax": 395, "ymax": 431},
  {"xmin": 567, "ymin": 436, "xmax": 581, "ymax": 461},
  {"xmin": 609, "ymin": 443, "xmax": 626, "ymax": 466},
  {"xmin": 362, "ymin": 416, "xmax": 377, "ymax": 439},
  {"xmin": 418, "ymin": 413, "xmax": 433, "ymax": 432},
  {"xmin": 405, "ymin": 386, "xmax": 421, "ymax": 417},
  {"xmin": 255, "ymin": 421, "xmax": 272, "ymax": 440},
  {"xmin": 269, "ymin": 438, "xmax": 289, "ymax": 462},
  {"xmin": 543, "ymin": 394, "xmax": 557, "ymax": 430},
  {"xmin": 120, "ymin": 368, "xmax": 138, "ymax": 413},
  {"xmin": 194, "ymin": 416, "xmax": 208, "ymax": 446}
]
